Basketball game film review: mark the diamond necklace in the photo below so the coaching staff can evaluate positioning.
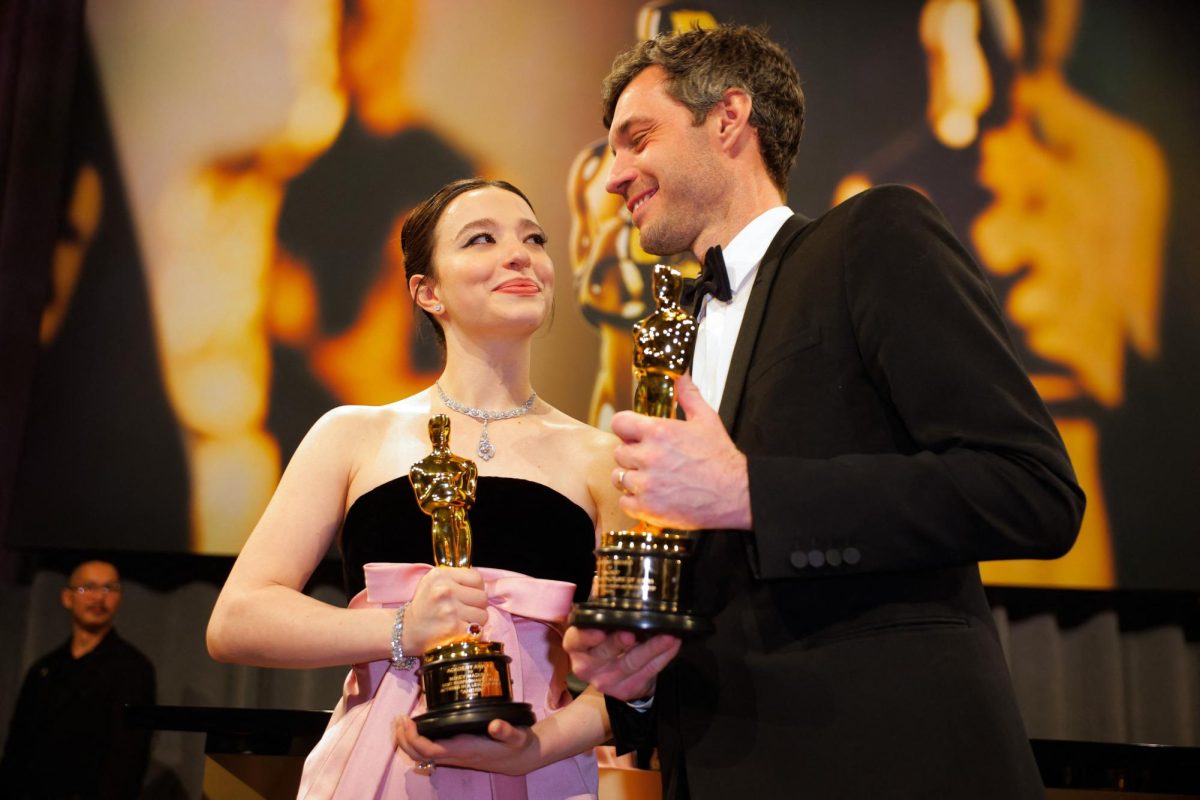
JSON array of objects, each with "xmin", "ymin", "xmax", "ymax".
[{"xmin": 435, "ymin": 383, "xmax": 537, "ymax": 461}]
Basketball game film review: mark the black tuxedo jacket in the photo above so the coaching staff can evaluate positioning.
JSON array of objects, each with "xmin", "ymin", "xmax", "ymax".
[{"xmin": 609, "ymin": 185, "xmax": 1084, "ymax": 799}]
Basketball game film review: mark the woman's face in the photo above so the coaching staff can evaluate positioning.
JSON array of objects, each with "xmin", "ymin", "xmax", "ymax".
[{"xmin": 422, "ymin": 187, "xmax": 554, "ymax": 342}]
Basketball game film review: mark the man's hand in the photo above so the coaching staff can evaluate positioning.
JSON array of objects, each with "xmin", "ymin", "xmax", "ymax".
[
  {"xmin": 562, "ymin": 627, "xmax": 681, "ymax": 701},
  {"xmin": 611, "ymin": 373, "xmax": 751, "ymax": 530}
]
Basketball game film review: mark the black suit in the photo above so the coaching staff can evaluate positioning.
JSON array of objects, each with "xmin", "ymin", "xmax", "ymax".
[{"xmin": 609, "ymin": 185, "xmax": 1084, "ymax": 799}]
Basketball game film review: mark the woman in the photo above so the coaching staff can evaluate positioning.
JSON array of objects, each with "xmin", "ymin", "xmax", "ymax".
[{"xmin": 207, "ymin": 179, "xmax": 623, "ymax": 798}]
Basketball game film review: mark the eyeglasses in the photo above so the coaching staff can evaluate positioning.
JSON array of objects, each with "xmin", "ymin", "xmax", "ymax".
[{"xmin": 67, "ymin": 583, "xmax": 122, "ymax": 595}]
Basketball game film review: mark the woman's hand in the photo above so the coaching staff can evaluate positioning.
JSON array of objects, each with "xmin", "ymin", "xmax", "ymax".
[
  {"xmin": 393, "ymin": 716, "xmax": 542, "ymax": 776},
  {"xmin": 403, "ymin": 567, "xmax": 489, "ymax": 654}
]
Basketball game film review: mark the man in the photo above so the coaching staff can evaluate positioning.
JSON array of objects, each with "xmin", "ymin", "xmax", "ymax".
[
  {"xmin": 0, "ymin": 560, "xmax": 156, "ymax": 799},
  {"xmin": 563, "ymin": 25, "xmax": 1084, "ymax": 799}
]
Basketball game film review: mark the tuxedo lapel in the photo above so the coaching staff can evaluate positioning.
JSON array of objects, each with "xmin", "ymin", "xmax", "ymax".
[{"xmin": 716, "ymin": 214, "xmax": 810, "ymax": 432}]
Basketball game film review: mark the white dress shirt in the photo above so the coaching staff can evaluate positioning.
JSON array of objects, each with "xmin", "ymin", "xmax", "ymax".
[{"xmin": 691, "ymin": 206, "xmax": 794, "ymax": 410}]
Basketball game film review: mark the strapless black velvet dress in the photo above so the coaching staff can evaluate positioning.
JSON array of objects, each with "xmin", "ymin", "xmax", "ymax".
[{"xmin": 340, "ymin": 475, "xmax": 597, "ymax": 602}]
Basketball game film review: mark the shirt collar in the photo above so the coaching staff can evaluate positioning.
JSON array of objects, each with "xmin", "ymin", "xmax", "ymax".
[{"xmin": 719, "ymin": 206, "xmax": 794, "ymax": 296}]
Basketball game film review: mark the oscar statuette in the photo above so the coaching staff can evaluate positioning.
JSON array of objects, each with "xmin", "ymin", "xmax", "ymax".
[
  {"xmin": 569, "ymin": 264, "xmax": 712, "ymax": 636},
  {"xmin": 409, "ymin": 414, "xmax": 535, "ymax": 738}
]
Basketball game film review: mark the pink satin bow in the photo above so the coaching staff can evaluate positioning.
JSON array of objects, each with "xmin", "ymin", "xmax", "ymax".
[{"xmin": 297, "ymin": 563, "xmax": 598, "ymax": 800}]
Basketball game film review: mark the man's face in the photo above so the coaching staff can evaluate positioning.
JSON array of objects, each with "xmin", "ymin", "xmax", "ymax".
[
  {"xmin": 605, "ymin": 66, "xmax": 725, "ymax": 258},
  {"xmin": 61, "ymin": 561, "xmax": 123, "ymax": 633}
]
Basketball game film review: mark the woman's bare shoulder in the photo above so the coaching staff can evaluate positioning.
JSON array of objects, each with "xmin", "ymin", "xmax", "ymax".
[
  {"xmin": 539, "ymin": 406, "xmax": 618, "ymax": 462},
  {"xmin": 301, "ymin": 391, "xmax": 432, "ymax": 455},
  {"xmin": 536, "ymin": 408, "xmax": 629, "ymax": 533}
]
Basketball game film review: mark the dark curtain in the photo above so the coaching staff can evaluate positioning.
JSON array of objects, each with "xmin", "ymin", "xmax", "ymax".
[{"xmin": 0, "ymin": 0, "xmax": 84, "ymax": 542}]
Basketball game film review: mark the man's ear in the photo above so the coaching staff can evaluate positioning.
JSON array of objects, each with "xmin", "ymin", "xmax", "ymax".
[{"xmin": 714, "ymin": 87, "xmax": 753, "ymax": 145}]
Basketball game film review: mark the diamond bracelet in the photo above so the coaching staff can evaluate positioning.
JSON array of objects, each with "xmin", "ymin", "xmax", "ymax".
[{"xmin": 390, "ymin": 604, "xmax": 419, "ymax": 671}]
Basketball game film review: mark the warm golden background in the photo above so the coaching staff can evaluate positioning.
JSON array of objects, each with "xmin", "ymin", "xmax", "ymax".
[{"xmin": 9, "ymin": 0, "xmax": 1198, "ymax": 592}]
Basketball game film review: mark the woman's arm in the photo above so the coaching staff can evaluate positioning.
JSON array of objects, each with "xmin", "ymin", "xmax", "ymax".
[
  {"xmin": 206, "ymin": 406, "xmax": 488, "ymax": 668},
  {"xmin": 206, "ymin": 407, "xmax": 395, "ymax": 667}
]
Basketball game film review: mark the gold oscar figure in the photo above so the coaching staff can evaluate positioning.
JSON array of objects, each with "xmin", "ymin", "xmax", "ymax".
[
  {"xmin": 570, "ymin": 264, "xmax": 712, "ymax": 636},
  {"xmin": 409, "ymin": 415, "xmax": 534, "ymax": 739}
]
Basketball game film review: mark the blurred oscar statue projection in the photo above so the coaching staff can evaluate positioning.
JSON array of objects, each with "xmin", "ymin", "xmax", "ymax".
[
  {"xmin": 971, "ymin": 0, "xmax": 1168, "ymax": 587},
  {"xmin": 96, "ymin": 0, "xmax": 472, "ymax": 552},
  {"xmin": 834, "ymin": 0, "xmax": 1170, "ymax": 587},
  {"xmin": 567, "ymin": 2, "xmax": 717, "ymax": 430}
]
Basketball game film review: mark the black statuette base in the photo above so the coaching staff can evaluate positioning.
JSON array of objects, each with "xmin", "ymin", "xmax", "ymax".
[
  {"xmin": 413, "ymin": 698, "xmax": 534, "ymax": 740},
  {"xmin": 568, "ymin": 604, "xmax": 712, "ymax": 637}
]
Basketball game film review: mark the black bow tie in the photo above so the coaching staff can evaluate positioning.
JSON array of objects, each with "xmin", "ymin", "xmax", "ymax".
[{"xmin": 682, "ymin": 246, "xmax": 733, "ymax": 316}]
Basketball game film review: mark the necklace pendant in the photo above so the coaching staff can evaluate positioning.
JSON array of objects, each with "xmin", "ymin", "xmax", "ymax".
[{"xmin": 433, "ymin": 383, "xmax": 536, "ymax": 464}]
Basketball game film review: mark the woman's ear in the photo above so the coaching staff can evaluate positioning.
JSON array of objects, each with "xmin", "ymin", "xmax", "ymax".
[{"xmin": 409, "ymin": 274, "xmax": 442, "ymax": 315}]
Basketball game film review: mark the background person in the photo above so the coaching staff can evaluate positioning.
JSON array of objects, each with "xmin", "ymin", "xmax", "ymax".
[{"xmin": 0, "ymin": 560, "xmax": 155, "ymax": 800}]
